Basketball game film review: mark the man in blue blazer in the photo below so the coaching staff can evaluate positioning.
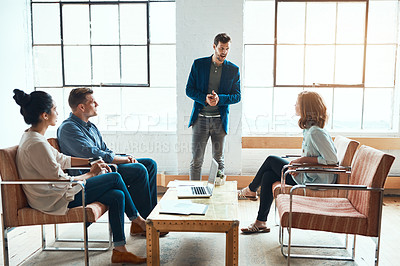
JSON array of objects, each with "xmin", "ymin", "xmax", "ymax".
[{"xmin": 186, "ymin": 33, "xmax": 241, "ymax": 180}]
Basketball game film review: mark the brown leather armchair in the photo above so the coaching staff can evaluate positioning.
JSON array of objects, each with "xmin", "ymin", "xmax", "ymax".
[{"xmin": 0, "ymin": 145, "xmax": 111, "ymax": 266}]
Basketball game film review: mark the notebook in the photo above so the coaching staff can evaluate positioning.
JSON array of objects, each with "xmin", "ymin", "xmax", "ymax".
[
  {"xmin": 159, "ymin": 200, "xmax": 209, "ymax": 215},
  {"xmin": 177, "ymin": 159, "xmax": 218, "ymax": 199}
]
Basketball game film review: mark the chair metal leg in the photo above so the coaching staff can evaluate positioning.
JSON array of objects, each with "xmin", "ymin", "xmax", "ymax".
[
  {"xmin": 2, "ymin": 226, "xmax": 10, "ymax": 266},
  {"xmin": 41, "ymin": 224, "xmax": 46, "ymax": 249}
]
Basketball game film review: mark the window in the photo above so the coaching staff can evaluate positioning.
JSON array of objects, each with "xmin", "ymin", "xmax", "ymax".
[
  {"xmin": 31, "ymin": 0, "xmax": 176, "ymax": 132},
  {"xmin": 243, "ymin": 0, "xmax": 399, "ymax": 135}
]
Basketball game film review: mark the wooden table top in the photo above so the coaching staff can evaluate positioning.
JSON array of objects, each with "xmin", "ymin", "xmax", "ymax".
[{"xmin": 147, "ymin": 181, "xmax": 239, "ymax": 222}]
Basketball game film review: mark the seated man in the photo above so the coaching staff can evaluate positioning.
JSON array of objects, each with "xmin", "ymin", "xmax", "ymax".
[{"xmin": 57, "ymin": 87, "xmax": 157, "ymax": 236}]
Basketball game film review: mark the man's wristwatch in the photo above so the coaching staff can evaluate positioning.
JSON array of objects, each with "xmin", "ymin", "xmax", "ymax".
[{"xmin": 88, "ymin": 156, "xmax": 102, "ymax": 166}]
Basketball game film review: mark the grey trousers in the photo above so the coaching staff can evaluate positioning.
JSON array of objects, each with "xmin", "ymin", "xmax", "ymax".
[{"xmin": 189, "ymin": 116, "xmax": 227, "ymax": 180}]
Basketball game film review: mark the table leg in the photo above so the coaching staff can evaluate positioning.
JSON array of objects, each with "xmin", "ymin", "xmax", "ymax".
[
  {"xmin": 146, "ymin": 222, "xmax": 160, "ymax": 265},
  {"xmin": 226, "ymin": 222, "xmax": 239, "ymax": 265}
]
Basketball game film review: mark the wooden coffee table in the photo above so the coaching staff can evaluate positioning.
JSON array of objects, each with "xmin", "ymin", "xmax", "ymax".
[{"xmin": 146, "ymin": 181, "xmax": 239, "ymax": 265}]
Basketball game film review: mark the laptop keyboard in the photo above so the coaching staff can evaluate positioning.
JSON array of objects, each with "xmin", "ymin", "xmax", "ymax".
[{"xmin": 191, "ymin": 186, "xmax": 207, "ymax": 195}]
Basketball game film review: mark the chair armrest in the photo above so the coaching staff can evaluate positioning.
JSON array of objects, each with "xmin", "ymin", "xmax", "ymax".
[
  {"xmin": 280, "ymin": 164, "xmax": 347, "ymax": 194},
  {"xmin": 281, "ymin": 154, "xmax": 301, "ymax": 158},
  {"xmin": 289, "ymin": 183, "xmax": 382, "ymax": 195},
  {"xmin": 0, "ymin": 179, "xmax": 85, "ymax": 188},
  {"xmin": 66, "ymin": 164, "xmax": 118, "ymax": 172}
]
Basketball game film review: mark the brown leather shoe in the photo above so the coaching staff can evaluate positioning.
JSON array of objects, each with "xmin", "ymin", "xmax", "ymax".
[
  {"xmin": 130, "ymin": 222, "xmax": 169, "ymax": 237},
  {"xmin": 130, "ymin": 222, "xmax": 145, "ymax": 236},
  {"xmin": 111, "ymin": 249, "xmax": 146, "ymax": 264}
]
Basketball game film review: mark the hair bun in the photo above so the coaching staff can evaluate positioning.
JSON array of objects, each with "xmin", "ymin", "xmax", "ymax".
[{"xmin": 13, "ymin": 89, "xmax": 31, "ymax": 107}]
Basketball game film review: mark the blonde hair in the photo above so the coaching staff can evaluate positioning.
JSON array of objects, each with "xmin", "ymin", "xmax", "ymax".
[{"xmin": 297, "ymin": 91, "xmax": 328, "ymax": 129}]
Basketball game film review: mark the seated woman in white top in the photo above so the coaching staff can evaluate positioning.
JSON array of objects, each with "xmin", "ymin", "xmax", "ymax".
[
  {"xmin": 13, "ymin": 89, "xmax": 146, "ymax": 264},
  {"xmin": 239, "ymin": 91, "xmax": 338, "ymax": 234}
]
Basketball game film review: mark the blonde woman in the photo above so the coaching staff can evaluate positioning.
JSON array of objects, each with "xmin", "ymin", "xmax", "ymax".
[{"xmin": 239, "ymin": 91, "xmax": 338, "ymax": 234}]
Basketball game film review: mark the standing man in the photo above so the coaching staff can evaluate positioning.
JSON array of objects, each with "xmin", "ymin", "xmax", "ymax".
[
  {"xmin": 57, "ymin": 88, "xmax": 158, "ymax": 236},
  {"xmin": 186, "ymin": 33, "xmax": 241, "ymax": 180}
]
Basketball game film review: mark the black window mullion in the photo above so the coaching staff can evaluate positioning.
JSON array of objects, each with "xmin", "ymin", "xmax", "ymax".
[
  {"xmin": 89, "ymin": 3, "xmax": 94, "ymax": 86},
  {"xmin": 147, "ymin": 1, "xmax": 150, "ymax": 87},
  {"xmin": 60, "ymin": 2, "xmax": 66, "ymax": 87}
]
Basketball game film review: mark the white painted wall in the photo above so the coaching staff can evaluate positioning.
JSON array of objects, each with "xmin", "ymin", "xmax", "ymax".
[
  {"xmin": 0, "ymin": 0, "xmax": 33, "ymax": 148},
  {"xmin": 175, "ymin": 0, "xmax": 244, "ymax": 176}
]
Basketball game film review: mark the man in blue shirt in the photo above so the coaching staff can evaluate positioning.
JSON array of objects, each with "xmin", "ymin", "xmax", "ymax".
[
  {"xmin": 186, "ymin": 33, "xmax": 241, "ymax": 180},
  {"xmin": 57, "ymin": 88, "xmax": 157, "ymax": 236}
]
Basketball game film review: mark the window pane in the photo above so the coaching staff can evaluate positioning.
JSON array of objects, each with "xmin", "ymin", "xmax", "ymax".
[
  {"xmin": 244, "ymin": 1, "xmax": 275, "ymax": 44},
  {"xmin": 273, "ymin": 87, "xmax": 303, "ymax": 132},
  {"xmin": 244, "ymin": 45, "xmax": 273, "ymax": 87},
  {"xmin": 363, "ymin": 88, "xmax": 393, "ymax": 130},
  {"xmin": 91, "ymin": 5, "xmax": 119, "ymax": 45},
  {"xmin": 64, "ymin": 46, "xmax": 91, "ymax": 85},
  {"xmin": 121, "ymin": 87, "xmax": 176, "ymax": 132},
  {"xmin": 365, "ymin": 45, "xmax": 396, "ymax": 87},
  {"xmin": 242, "ymin": 87, "xmax": 272, "ymax": 134},
  {"xmin": 307, "ymin": 87, "xmax": 334, "ymax": 130},
  {"xmin": 33, "ymin": 46, "xmax": 62, "ymax": 86},
  {"xmin": 92, "ymin": 46, "xmax": 120, "ymax": 84},
  {"xmin": 336, "ymin": 2, "xmax": 366, "ymax": 44},
  {"xmin": 120, "ymin": 4, "xmax": 147, "ymax": 45},
  {"xmin": 150, "ymin": 2, "xmax": 175, "ymax": 44},
  {"xmin": 304, "ymin": 45, "xmax": 334, "ymax": 85},
  {"xmin": 368, "ymin": 0, "xmax": 398, "ymax": 44},
  {"xmin": 333, "ymin": 88, "xmax": 362, "ymax": 130},
  {"xmin": 62, "ymin": 5, "xmax": 90, "ymax": 45},
  {"xmin": 277, "ymin": 2, "xmax": 305, "ymax": 44},
  {"xmin": 32, "ymin": 4, "xmax": 60, "ymax": 44},
  {"xmin": 92, "ymin": 87, "xmax": 122, "ymax": 131},
  {"xmin": 150, "ymin": 45, "xmax": 176, "ymax": 87},
  {"xmin": 276, "ymin": 45, "xmax": 304, "ymax": 85},
  {"xmin": 121, "ymin": 46, "xmax": 148, "ymax": 84},
  {"xmin": 306, "ymin": 3, "xmax": 336, "ymax": 44},
  {"xmin": 335, "ymin": 45, "xmax": 364, "ymax": 85}
]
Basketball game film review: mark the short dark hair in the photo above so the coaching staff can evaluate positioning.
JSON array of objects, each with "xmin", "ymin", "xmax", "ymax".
[
  {"xmin": 13, "ymin": 89, "xmax": 53, "ymax": 126},
  {"xmin": 68, "ymin": 87, "xmax": 93, "ymax": 110},
  {"xmin": 214, "ymin": 33, "xmax": 231, "ymax": 46}
]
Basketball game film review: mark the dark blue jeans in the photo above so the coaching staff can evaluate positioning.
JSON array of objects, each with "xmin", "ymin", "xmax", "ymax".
[
  {"xmin": 68, "ymin": 172, "xmax": 138, "ymax": 247},
  {"xmin": 117, "ymin": 158, "xmax": 157, "ymax": 218},
  {"xmin": 190, "ymin": 116, "xmax": 227, "ymax": 180},
  {"xmin": 249, "ymin": 155, "xmax": 296, "ymax": 222}
]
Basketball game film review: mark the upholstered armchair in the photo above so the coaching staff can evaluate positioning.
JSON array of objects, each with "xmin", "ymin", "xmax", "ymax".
[
  {"xmin": 275, "ymin": 145, "xmax": 395, "ymax": 265},
  {"xmin": 0, "ymin": 145, "xmax": 111, "ymax": 266}
]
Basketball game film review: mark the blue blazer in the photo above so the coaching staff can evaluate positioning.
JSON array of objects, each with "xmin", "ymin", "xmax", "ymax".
[{"xmin": 186, "ymin": 55, "xmax": 241, "ymax": 133}]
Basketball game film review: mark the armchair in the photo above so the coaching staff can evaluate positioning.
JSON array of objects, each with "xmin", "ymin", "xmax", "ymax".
[
  {"xmin": 275, "ymin": 145, "xmax": 395, "ymax": 265},
  {"xmin": 0, "ymin": 145, "xmax": 111, "ymax": 266}
]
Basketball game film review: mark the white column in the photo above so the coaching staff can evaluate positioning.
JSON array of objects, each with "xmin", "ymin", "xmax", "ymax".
[{"xmin": 176, "ymin": 0, "xmax": 244, "ymax": 175}]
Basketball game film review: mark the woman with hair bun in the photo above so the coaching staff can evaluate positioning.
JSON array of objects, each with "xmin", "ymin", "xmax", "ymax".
[
  {"xmin": 239, "ymin": 91, "xmax": 338, "ymax": 234},
  {"xmin": 13, "ymin": 89, "xmax": 146, "ymax": 264}
]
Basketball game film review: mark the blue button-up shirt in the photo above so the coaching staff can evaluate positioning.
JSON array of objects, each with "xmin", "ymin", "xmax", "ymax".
[{"xmin": 57, "ymin": 113, "xmax": 116, "ymax": 175}]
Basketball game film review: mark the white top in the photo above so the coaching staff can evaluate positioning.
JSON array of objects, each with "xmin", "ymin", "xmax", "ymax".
[{"xmin": 16, "ymin": 130, "xmax": 82, "ymax": 215}]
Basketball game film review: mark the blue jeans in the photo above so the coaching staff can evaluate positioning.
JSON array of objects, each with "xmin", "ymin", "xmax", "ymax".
[
  {"xmin": 117, "ymin": 158, "xmax": 157, "ymax": 218},
  {"xmin": 68, "ymin": 172, "xmax": 138, "ymax": 247},
  {"xmin": 249, "ymin": 155, "xmax": 296, "ymax": 222},
  {"xmin": 190, "ymin": 116, "xmax": 227, "ymax": 180}
]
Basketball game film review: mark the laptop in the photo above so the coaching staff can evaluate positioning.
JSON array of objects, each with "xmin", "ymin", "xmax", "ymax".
[{"xmin": 177, "ymin": 159, "xmax": 218, "ymax": 199}]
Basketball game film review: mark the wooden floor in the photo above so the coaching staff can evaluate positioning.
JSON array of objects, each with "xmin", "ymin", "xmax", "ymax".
[{"xmin": 2, "ymin": 196, "xmax": 400, "ymax": 265}]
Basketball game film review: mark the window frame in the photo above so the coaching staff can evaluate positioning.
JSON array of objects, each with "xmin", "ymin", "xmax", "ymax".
[
  {"xmin": 273, "ymin": 0, "xmax": 369, "ymax": 88},
  {"xmin": 31, "ymin": 0, "xmax": 152, "ymax": 88},
  {"xmin": 243, "ymin": 0, "xmax": 399, "ymax": 135}
]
